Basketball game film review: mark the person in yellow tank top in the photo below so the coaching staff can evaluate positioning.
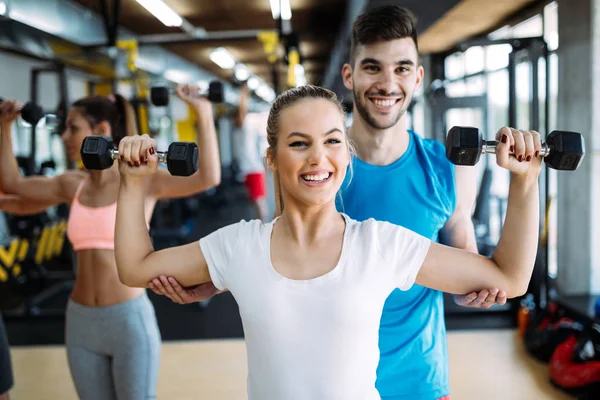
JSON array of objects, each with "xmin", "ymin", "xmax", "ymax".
[{"xmin": 0, "ymin": 85, "xmax": 221, "ymax": 400}]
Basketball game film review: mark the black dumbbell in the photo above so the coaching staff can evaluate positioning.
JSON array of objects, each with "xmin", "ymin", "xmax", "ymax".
[
  {"xmin": 80, "ymin": 136, "xmax": 198, "ymax": 176},
  {"xmin": 150, "ymin": 81, "xmax": 224, "ymax": 106},
  {"xmin": 0, "ymin": 97, "xmax": 45, "ymax": 127},
  {"xmin": 445, "ymin": 126, "xmax": 586, "ymax": 171}
]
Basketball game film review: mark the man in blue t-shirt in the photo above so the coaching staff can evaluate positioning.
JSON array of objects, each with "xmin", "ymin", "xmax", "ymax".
[
  {"xmin": 149, "ymin": 6, "xmax": 507, "ymax": 399},
  {"xmin": 333, "ymin": 6, "xmax": 506, "ymax": 399}
]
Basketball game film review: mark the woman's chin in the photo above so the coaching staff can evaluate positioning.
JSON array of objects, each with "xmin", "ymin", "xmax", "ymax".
[{"xmin": 298, "ymin": 194, "xmax": 338, "ymax": 209}]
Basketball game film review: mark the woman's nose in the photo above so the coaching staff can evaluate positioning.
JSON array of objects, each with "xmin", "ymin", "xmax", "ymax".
[{"xmin": 307, "ymin": 144, "xmax": 325, "ymax": 165}]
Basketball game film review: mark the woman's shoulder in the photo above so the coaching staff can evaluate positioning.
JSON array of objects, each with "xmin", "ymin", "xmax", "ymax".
[
  {"xmin": 212, "ymin": 218, "xmax": 267, "ymax": 239},
  {"xmin": 60, "ymin": 170, "xmax": 88, "ymax": 199}
]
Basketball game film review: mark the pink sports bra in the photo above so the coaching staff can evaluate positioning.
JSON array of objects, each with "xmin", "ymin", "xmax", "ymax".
[{"xmin": 66, "ymin": 177, "xmax": 155, "ymax": 251}]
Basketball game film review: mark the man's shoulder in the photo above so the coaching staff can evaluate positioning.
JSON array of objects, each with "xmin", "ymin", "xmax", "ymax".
[
  {"xmin": 410, "ymin": 131, "xmax": 456, "ymax": 196},
  {"xmin": 410, "ymin": 131, "xmax": 454, "ymax": 172},
  {"xmin": 410, "ymin": 131, "xmax": 447, "ymax": 159}
]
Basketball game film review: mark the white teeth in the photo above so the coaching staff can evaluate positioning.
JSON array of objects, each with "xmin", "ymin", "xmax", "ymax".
[
  {"xmin": 302, "ymin": 173, "xmax": 330, "ymax": 182},
  {"xmin": 372, "ymin": 99, "xmax": 396, "ymax": 107}
]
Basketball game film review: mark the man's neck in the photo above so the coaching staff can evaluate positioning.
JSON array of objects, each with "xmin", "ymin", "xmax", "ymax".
[{"xmin": 349, "ymin": 113, "xmax": 410, "ymax": 166}]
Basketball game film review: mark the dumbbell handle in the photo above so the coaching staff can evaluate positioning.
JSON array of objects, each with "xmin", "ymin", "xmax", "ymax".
[
  {"xmin": 107, "ymin": 149, "xmax": 168, "ymax": 163},
  {"xmin": 481, "ymin": 141, "xmax": 551, "ymax": 157}
]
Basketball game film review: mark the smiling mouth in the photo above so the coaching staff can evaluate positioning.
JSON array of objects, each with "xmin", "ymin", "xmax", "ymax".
[
  {"xmin": 300, "ymin": 172, "xmax": 332, "ymax": 184},
  {"xmin": 368, "ymin": 98, "xmax": 401, "ymax": 108}
]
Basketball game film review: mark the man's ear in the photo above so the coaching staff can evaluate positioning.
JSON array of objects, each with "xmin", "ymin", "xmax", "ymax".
[
  {"xmin": 342, "ymin": 64, "xmax": 354, "ymax": 91},
  {"xmin": 415, "ymin": 65, "xmax": 425, "ymax": 91}
]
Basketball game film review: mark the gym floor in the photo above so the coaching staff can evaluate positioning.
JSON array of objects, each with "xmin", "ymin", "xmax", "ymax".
[{"xmin": 2, "ymin": 182, "xmax": 572, "ymax": 399}]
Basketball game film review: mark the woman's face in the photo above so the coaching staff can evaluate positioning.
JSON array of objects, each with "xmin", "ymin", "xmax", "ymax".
[
  {"xmin": 270, "ymin": 98, "xmax": 350, "ymax": 210},
  {"xmin": 61, "ymin": 108, "xmax": 107, "ymax": 163}
]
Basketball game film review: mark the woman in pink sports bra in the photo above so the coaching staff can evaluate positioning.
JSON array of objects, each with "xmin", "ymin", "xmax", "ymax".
[{"xmin": 0, "ymin": 85, "xmax": 221, "ymax": 400}]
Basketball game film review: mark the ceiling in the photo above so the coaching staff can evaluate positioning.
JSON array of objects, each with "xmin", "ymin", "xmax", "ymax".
[
  {"xmin": 70, "ymin": 0, "xmax": 540, "ymax": 91},
  {"xmin": 418, "ymin": 0, "xmax": 538, "ymax": 53},
  {"xmin": 72, "ymin": 0, "xmax": 346, "ymax": 89}
]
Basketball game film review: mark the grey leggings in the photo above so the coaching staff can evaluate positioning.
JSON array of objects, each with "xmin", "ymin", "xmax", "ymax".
[{"xmin": 65, "ymin": 293, "xmax": 161, "ymax": 400}]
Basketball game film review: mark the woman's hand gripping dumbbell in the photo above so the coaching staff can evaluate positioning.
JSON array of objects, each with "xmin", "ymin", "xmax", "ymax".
[
  {"xmin": 0, "ymin": 98, "xmax": 45, "ymax": 127},
  {"xmin": 80, "ymin": 135, "xmax": 198, "ymax": 176},
  {"xmin": 445, "ymin": 126, "xmax": 586, "ymax": 171}
]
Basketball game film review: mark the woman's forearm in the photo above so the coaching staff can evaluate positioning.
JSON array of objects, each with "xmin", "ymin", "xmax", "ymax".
[
  {"xmin": 194, "ymin": 108, "xmax": 221, "ymax": 188},
  {"xmin": 114, "ymin": 176, "xmax": 154, "ymax": 286},
  {"xmin": 0, "ymin": 122, "xmax": 23, "ymax": 193},
  {"xmin": 491, "ymin": 173, "xmax": 540, "ymax": 295},
  {"xmin": 0, "ymin": 194, "xmax": 54, "ymax": 215}
]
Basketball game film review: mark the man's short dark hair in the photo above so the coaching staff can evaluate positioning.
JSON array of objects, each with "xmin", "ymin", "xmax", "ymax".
[{"xmin": 350, "ymin": 5, "xmax": 419, "ymax": 66}]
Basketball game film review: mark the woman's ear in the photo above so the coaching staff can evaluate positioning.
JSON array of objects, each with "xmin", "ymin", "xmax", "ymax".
[
  {"xmin": 94, "ymin": 121, "xmax": 111, "ymax": 137},
  {"xmin": 266, "ymin": 149, "xmax": 277, "ymax": 173}
]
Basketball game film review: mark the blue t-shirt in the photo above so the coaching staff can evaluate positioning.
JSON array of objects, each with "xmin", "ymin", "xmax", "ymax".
[{"xmin": 337, "ymin": 130, "xmax": 456, "ymax": 399}]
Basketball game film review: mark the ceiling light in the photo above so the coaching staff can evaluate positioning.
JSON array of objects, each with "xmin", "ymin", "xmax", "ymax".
[
  {"xmin": 268, "ymin": 0, "xmax": 279, "ymax": 19},
  {"xmin": 210, "ymin": 47, "xmax": 236, "ymax": 70},
  {"xmin": 269, "ymin": 0, "xmax": 292, "ymax": 21},
  {"xmin": 248, "ymin": 77, "xmax": 260, "ymax": 90},
  {"xmin": 136, "ymin": 0, "xmax": 182, "ymax": 27},
  {"xmin": 235, "ymin": 65, "xmax": 250, "ymax": 81},
  {"xmin": 257, "ymin": 84, "xmax": 276, "ymax": 103},
  {"xmin": 0, "ymin": 1, "xmax": 7, "ymax": 16},
  {"xmin": 164, "ymin": 69, "xmax": 189, "ymax": 84},
  {"xmin": 294, "ymin": 64, "xmax": 306, "ymax": 87},
  {"xmin": 280, "ymin": 0, "xmax": 292, "ymax": 20}
]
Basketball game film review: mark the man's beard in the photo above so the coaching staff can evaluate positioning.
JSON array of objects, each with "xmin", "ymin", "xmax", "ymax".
[{"xmin": 353, "ymin": 88, "xmax": 408, "ymax": 130}]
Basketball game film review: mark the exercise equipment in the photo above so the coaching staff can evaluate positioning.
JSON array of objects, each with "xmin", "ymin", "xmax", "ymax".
[
  {"xmin": 80, "ymin": 136, "xmax": 199, "ymax": 176},
  {"xmin": 549, "ymin": 331, "xmax": 600, "ymax": 398},
  {"xmin": 0, "ymin": 97, "xmax": 45, "ymax": 127},
  {"xmin": 150, "ymin": 81, "xmax": 224, "ymax": 106},
  {"xmin": 445, "ymin": 126, "xmax": 586, "ymax": 171},
  {"xmin": 525, "ymin": 316, "xmax": 584, "ymax": 363}
]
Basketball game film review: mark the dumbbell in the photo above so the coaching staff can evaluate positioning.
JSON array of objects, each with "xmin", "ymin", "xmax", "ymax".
[
  {"xmin": 445, "ymin": 126, "xmax": 586, "ymax": 171},
  {"xmin": 150, "ymin": 81, "xmax": 224, "ymax": 106},
  {"xmin": 0, "ymin": 97, "xmax": 45, "ymax": 127},
  {"xmin": 80, "ymin": 136, "xmax": 198, "ymax": 176}
]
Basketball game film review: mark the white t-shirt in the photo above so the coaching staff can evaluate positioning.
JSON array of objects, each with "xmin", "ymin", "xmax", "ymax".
[
  {"xmin": 199, "ymin": 214, "xmax": 431, "ymax": 400},
  {"xmin": 232, "ymin": 115, "xmax": 268, "ymax": 175}
]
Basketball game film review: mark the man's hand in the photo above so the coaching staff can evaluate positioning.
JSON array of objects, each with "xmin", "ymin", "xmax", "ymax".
[
  {"xmin": 148, "ymin": 275, "xmax": 221, "ymax": 304},
  {"xmin": 454, "ymin": 288, "xmax": 507, "ymax": 309}
]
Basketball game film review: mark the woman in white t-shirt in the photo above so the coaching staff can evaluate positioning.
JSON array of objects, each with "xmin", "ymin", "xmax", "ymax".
[{"xmin": 114, "ymin": 85, "xmax": 542, "ymax": 400}]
